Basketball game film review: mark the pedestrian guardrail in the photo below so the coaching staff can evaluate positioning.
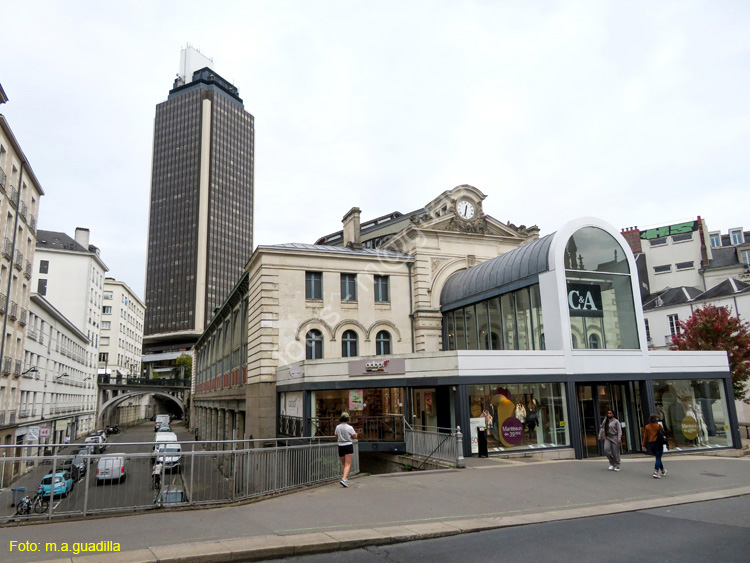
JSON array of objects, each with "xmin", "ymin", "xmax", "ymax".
[
  {"xmin": 404, "ymin": 423, "xmax": 465, "ymax": 468},
  {"xmin": 0, "ymin": 437, "xmax": 358, "ymax": 525}
]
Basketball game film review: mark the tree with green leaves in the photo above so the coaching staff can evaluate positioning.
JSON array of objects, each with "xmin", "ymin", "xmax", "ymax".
[
  {"xmin": 670, "ymin": 304, "xmax": 750, "ymax": 403},
  {"xmin": 174, "ymin": 353, "xmax": 193, "ymax": 379}
]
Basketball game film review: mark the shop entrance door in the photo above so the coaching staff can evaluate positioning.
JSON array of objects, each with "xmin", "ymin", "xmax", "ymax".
[{"xmin": 577, "ymin": 383, "xmax": 634, "ymax": 458}]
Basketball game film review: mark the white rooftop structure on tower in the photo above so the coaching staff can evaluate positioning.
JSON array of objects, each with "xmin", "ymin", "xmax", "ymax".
[{"xmin": 178, "ymin": 45, "xmax": 214, "ymax": 84}]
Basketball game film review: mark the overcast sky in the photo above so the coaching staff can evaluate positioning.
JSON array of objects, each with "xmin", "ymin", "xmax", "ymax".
[{"xmin": 2, "ymin": 1, "xmax": 748, "ymax": 300}]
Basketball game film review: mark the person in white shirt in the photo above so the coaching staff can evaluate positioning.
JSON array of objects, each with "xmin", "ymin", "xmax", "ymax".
[{"xmin": 335, "ymin": 412, "xmax": 358, "ymax": 488}]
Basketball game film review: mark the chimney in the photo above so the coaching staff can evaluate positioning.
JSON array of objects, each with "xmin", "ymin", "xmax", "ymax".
[
  {"xmin": 342, "ymin": 207, "xmax": 362, "ymax": 249},
  {"xmin": 620, "ymin": 226, "xmax": 642, "ymax": 254},
  {"xmin": 74, "ymin": 227, "xmax": 90, "ymax": 249}
]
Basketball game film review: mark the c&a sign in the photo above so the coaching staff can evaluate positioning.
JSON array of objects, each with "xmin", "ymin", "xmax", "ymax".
[{"xmin": 567, "ymin": 283, "xmax": 604, "ymax": 318}]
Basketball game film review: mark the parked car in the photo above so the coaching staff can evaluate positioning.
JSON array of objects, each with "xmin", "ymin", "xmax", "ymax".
[
  {"xmin": 47, "ymin": 457, "xmax": 86, "ymax": 481},
  {"xmin": 96, "ymin": 455, "xmax": 126, "ymax": 484},
  {"xmin": 38, "ymin": 471, "xmax": 74, "ymax": 498},
  {"xmin": 84, "ymin": 435, "xmax": 106, "ymax": 454},
  {"xmin": 154, "ymin": 486, "xmax": 188, "ymax": 506}
]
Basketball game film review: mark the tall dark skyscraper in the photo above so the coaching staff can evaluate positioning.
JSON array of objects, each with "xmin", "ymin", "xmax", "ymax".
[{"xmin": 144, "ymin": 49, "xmax": 254, "ymax": 355}]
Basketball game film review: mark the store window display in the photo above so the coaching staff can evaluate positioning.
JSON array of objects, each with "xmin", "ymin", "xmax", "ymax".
[
  {"xmin": 311, "ymin": 388, "xmax": 404, "ymax": 440},
  {"xmin": 652, "ymin": 379, "xmax": 733, "ymax": 450},
  {"xmin": 468, "ymin": 383, "xmax": 569, "ymax": 454}
]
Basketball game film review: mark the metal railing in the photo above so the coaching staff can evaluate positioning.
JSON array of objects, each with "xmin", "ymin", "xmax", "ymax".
[
  {"xmin": 404, "ymin": 423, "xmax": 465, "ymax": 468},
  {"xmin": 309, "ymin": 415, "xmax": 405, "ymax": 442},
  {"xmin": 98, "ymin": 375, "xmax": 191, "ymax": 387},
  {"xmin": 0, "ymin": 437, "xmax": 358, "ymax": 524}
]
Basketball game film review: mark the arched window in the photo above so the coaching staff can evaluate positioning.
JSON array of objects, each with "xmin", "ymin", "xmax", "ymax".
[
  {"xmin": 306, "ymin": 329, "xmax": 323, "ymax": 360},
  {"xmin": 341, "ymin": 330, "xmax": 358, "ymax": 357},
  {"xmin": 565, "ymin": 227, "xmax": 639, "ymax": 349},
  {"xmin": 375, "ymin": 330, "xmax": 391, "ymax": 355},
  {"xmin": 588, "ymin": 334, "xmax": 601, "ymax": 349}
]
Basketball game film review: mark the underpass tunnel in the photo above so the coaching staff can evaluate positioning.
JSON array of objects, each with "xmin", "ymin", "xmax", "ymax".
[{"xmin": 98, "ymin": 391, "xmax": 186, "ymax": 429}]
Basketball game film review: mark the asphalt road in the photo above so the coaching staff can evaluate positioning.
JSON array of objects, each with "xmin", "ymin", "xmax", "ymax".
[{"xmin": 265, "ymin": 495, "xmax": 750, "ymax": 563}]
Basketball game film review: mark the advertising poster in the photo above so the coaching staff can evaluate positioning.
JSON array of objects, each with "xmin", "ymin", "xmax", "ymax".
[
  {"xmin": 469, "ymin": 417, "xmax": 485, "ymax": 454},
  {"xmin": 349, "ymin": 389, "xmax": 364, "ymax": 411},
  {"xmin": 424, "ymin": 392, "xmax": 433, "ymax": 415}
]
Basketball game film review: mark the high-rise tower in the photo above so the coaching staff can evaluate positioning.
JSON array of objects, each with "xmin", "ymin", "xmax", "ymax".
[{"xmin": 143, "ymin": 48, "xmax": 254, "ymax": 355}]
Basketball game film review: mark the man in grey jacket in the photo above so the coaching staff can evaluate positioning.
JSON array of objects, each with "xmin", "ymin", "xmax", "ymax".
[{"xmin": 599, "ymin": 410, "xmax": 622, "ymax": 471}]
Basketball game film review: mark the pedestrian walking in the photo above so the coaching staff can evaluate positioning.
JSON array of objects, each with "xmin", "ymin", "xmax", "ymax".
[
  {"xmin": 598, "ymin": 409, "xmax": 622, "ymax": 471},
  {"xmin": 642, "ymin": 414, "xmax": 668, "ymax": 478},
  {"xmin": 335, "ymin": 412, "xmax": 357, "ymax": 488}
]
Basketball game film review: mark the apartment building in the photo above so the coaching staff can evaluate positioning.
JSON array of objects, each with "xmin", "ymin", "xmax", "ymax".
[
  {"xmin": 99, "ymin": 278, "xmax": 145, "ymax": 377},
  {"xmin": 0, "ymin": 85, "xmax": 45, "ymax": 486}
]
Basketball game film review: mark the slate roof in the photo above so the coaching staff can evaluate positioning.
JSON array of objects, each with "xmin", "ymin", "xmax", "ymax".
[
  {"xmin": 257, "ymin": 242, "xmax": 413, "ymax": 260},
  {"xmin": 643, "ymin": 278, "xmax": 750, "ymax": 311},
  {"xmin": 36, "ymin": 230, "xmax": 89, "ymax": 253},
  {"xmin": 707, "ymin": 247, "xmax": 740, "ymax": 270},
  {"xmin": 440, "ymin": 233, "xmax": 554, "ymax": 310}
]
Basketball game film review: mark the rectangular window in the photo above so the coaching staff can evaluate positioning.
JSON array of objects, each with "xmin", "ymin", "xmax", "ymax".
[
  {"xmin": 39, "ymin": 260, "xmax": 49, "ymax": 274},
  {"xmin": 98, "ymin": 352, "xmax": 108, "ymax": 363},
  {"xmin": 672, "ymin": 233, "xmax": 693, "ymax": 243},
  {"xmin": 37, "ymin": 279, "xmax": 47, "ymax": 295},
  {"xmin": 675, "ymin": 261, "xmax": 694, "ymax": 270},
  {"xmin": 102, "ymin": 306, "xmax": 112, "ymax": 314},
  {"xmin": 374, "ymin": 275, "xmax": 389, "ymax": 302},
  {"xmin": 709, "ymin": 233, "xmax": 721, "ymax": 248},
  {"xmin": 100, "ymin": 337, "xmax": 110, "ymax": 346},
  {"xmin": 102, "ymin": 321, "xmax": 111, "ymax": 330},
  {"xmin": 465, "ymin": 305, "xmax": 478, "ymax": 350},
  {"xmin": 103, "ymin": 291, "xmax": 113, "ymax": 300},
  {"xmin": 305, "ymin": 272, "xmax": 322, "ymax": 300},
  {"xmin": 649, "ymin": 238, "xmax": 667, "ymax": 247},
  {"xmin": 668, "ymin": 314, "xmax": 680, "ymax": 336},
  {"xmin": 742, "ymin": 250, "xmax": 750, "ymax": 270},
  {"xmin": 654, "ymin": 265, "xmax": 671, "ymax": 274},
  {"xmin": 341, "ymin": 273, "xmax": 357, "ymax": 302},
  {"xmin": 730, "ymin": 229, "xmax": 744, "ymax": 246}
]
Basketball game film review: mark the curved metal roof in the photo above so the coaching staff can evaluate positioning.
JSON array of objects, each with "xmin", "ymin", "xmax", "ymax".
[{"xmin": 440, "ymin": 233, "xmax": 555, "ymax": 310}]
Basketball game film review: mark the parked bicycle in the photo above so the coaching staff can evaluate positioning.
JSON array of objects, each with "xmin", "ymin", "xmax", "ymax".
[{"xmin": 15, "ymin": 493, "xmax": 49, "ymax": 515}]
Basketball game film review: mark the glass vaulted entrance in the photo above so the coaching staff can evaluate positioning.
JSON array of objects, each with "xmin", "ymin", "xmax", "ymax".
[{"xmin": 577, "ymin": 383, "xmax": 642, "ymax": 458}]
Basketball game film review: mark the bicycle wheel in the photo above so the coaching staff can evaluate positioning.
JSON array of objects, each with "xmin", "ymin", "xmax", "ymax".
[
  {"xmin": 16, "ymin": 501, "xmax": 31, "ymax": 515},
  {"xmin": 34, "ymin": 499, "xmax": 49, "ymax": 514}
]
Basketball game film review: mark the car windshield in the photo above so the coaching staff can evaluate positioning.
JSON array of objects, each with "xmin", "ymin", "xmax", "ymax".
[{"xmin": 164, "ymin": 446, "xmax": 180, "ymax": 453}]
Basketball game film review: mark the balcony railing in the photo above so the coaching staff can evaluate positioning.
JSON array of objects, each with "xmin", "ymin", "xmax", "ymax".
[
  {"xmin": 13, "ymin": 359, "xmax": 22, "ymax": 377},
  {"xmin": 24, "ymin": 260, "xmax": 32, "ymax": 279},
  {"xmin": 1, "ymin": 356, "xmax": 10, "ymax": 374},
  {"xmin": 18, "ymin": 308, "xmax": 27, "ymax": 326},
  {"xmin": 13, "ymin": 249, "xmax": 23, "ymax": 269},
  {"xmin": 0, "ymin": 166, "xmax": 6, "ymax": 191},
  {"xmin": 9, "ymin": 185, "xmax": 18, "ymax": 206},
  {"xmin": 8, "ymin": 301, "xmax": 17, "ymax": 320},
  {"xmin": 18, "ymin": 200, "xmax": 27, "ymax": 220},
  {"xmin": 26, "ymin": 327, "xmax": 37, "ymax": 341},
  {"xmin": 18, "ymin": 408, "xmax": 30, "ymax": 418},
  {"xmin": 0, "ymin": 294, "xmax": 5, "ymax": 315},
  {"xmin": 2, "ymin": 237, "xmax": 12, "ymax": 259},
  {"xmin": 29, "ymin": 214, "xmax": 36, "ymax": 231}
]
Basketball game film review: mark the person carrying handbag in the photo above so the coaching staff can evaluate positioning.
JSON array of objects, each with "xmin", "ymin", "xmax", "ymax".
[
  {"xmin": 642, "ymin": 414, "xmax": 668, "ymax": 478},
  {"xmin": 598, "ymin": 410, "xmax": 622, "ymax": 471}
]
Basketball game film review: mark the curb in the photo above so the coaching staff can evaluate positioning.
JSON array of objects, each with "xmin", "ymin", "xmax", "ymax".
[{"xmin": 37, "ymin": 485, "xmax": 750, "ymax": 563}]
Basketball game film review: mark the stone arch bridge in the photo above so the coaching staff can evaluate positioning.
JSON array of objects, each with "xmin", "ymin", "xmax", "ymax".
[{"xmin": 96, "ymin": 375, "xmax": 190, "ymax": 427}]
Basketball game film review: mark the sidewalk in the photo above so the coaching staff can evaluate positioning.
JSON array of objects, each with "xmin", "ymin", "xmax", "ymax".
[{"xmin": 1, "ymin": 452, "xmax": 748, "ymax": 563}]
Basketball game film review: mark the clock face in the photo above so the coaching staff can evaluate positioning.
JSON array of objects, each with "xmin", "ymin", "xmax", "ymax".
[{"xmin": 457, "ymin": 200, "xmax": 475, "ymax": 220}]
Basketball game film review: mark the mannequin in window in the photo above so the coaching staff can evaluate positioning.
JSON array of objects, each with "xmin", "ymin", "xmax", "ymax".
[
  {"xmin": 526, "ymin": 397, "xmax": 539, "ymax": 437},
  {"xmin": 694, "ymin": 403, "xmax": 709, "ymax": 446},
  {"xmin": 515, "ymin": 402, "xmax": 526, "ymax": 425}
]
